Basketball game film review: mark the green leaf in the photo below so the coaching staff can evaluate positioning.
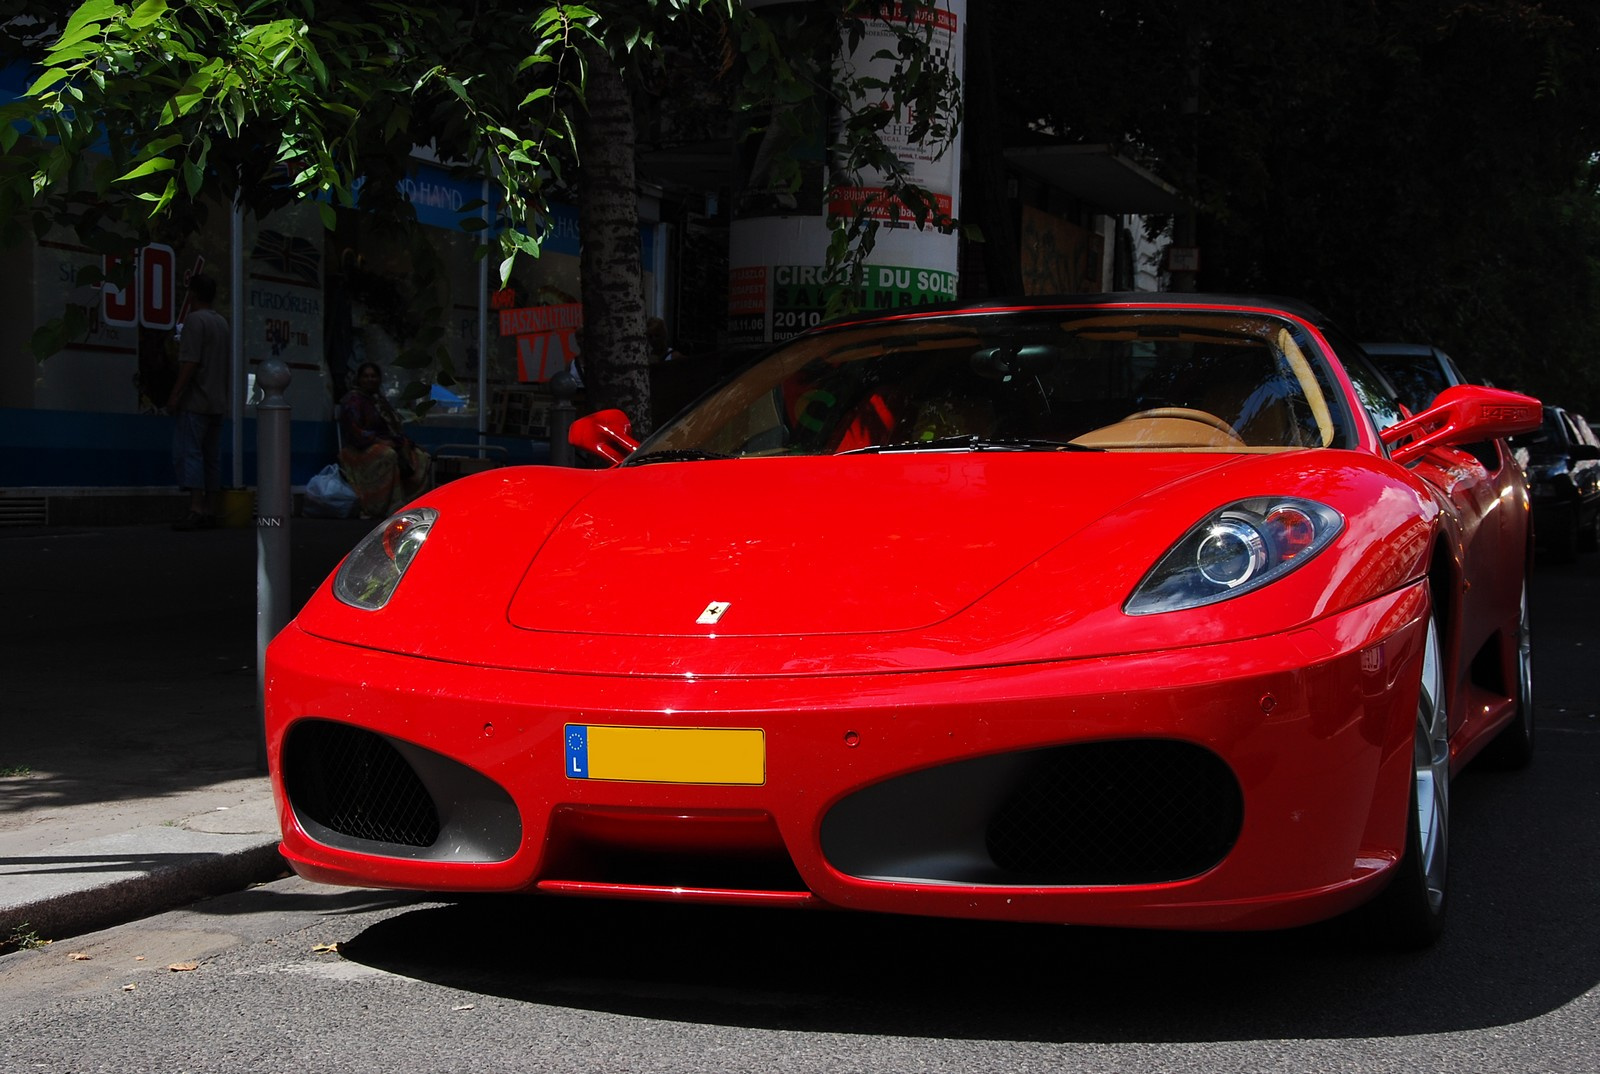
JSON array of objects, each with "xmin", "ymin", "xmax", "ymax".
[
  {"xmin": 46, "ymin": 23, "xmax": 109, "ymax": 60},
  {"xmin": 149, "ymin": 177, "xmax": 177, "ymax": 214},
  {"xmin": 125, "ymin": 0, "xmax": 171, "ymax": 31},
  {"xmin": 144, "ymin": 133, "xmax": 185, "ymax": 156},
  {"xmin": 116, "ymin": 157, "xmax": 175, "ymax": 182},
  {"xmin": 60, "ymin": 0, "xmax": 120, "ymax": 37},
  {"xmin": 25, "ymin": 68, "xmax": 71, "ymax": 97},
  {"xmin": 304, "ymin": 44, "xmax": 328, "ymax": 87},
  {"xmin": 414, "ymin": 65, "xmax": 443, "ymax": 93}
]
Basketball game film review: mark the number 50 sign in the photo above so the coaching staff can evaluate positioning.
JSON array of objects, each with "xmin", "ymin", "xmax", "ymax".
[{"xmin": 101, "ymin": 243, "xmax": 192, "ymax": 331}]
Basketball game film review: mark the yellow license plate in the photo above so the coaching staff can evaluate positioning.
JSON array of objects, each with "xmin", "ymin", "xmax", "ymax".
[{"xmin": 564, "ymin": 724, "xmax": 766, "ymax": 785}]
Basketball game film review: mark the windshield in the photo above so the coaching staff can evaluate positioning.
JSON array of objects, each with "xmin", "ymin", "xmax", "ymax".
[{"xmin": 630, "ymin": 308, "xmax": 1352, "ymax": 461}]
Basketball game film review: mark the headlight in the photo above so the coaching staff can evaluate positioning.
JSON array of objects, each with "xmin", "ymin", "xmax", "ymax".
[
  {"xmin": 333, "ymin": 508, "xmax": 439, "ymax": 610},
  {"xmin": 1125, "ymin": 498, "xmax": 1343, "ymax": 614}
]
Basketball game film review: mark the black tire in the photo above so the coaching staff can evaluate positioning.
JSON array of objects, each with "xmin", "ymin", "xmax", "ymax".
[
  {"xmin": 1368, "ymin": 612, "xmax": 1449, "ymax": 950},
  {"xmin": 1545, "ymin": 510, "xmax": 1579, "ymax": 563},
  {"xmin": 1579, "ymin": 507, "xmax": 1600, "ymax": 555}
]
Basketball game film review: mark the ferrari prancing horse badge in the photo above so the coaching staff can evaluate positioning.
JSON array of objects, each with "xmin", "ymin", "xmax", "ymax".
[{"xmin": 696, "ymin": 601, "xmax": 731, "ymax": 625}]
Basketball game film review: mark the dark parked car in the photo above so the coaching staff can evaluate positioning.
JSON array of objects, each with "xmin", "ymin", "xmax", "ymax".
[
  {"xmin": 1361, "ymin": 342, "xmax": 1472, "ymax": 414},
  {"xmin": 1515, "ymin": 405, "xmax": 1600, "ymax": 561}
]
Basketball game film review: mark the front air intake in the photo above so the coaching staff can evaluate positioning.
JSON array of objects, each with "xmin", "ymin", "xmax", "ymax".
[
  {"xmin": 822, "ymin": 739, "xmax": 1243, "ymax": 886},
  {"xmin": 983, "ymin": 739, "xmax": 1243, "ymax": 884},
  {"xmin": 282, "ymin": 720, "xmax": 442, "ymax": 849}
]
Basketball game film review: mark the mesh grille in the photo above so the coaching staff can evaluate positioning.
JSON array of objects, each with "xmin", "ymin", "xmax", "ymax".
[
  {"xmin": 984, "ymin": 740, "xmax": 1242, "ymax": 884},
  {"xmin": 283, "ymin": 720, "xmax": 441, "ymax": 848}
]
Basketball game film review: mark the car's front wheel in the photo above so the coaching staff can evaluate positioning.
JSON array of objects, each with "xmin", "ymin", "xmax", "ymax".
[{"xmin": 1369, "ymin": 611, "xmax": 1449, "ymax": 949}]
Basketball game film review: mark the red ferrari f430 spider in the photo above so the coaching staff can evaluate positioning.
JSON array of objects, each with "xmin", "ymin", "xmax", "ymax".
[{"xmin": 267, "ymin": 294, "xmax": 1541, "ymax": 948}]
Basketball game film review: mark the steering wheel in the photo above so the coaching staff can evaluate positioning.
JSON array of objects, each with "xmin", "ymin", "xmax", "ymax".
[{"xmin": 1123, "ymin": 407, "xmax": 1245, "ymax": 443}]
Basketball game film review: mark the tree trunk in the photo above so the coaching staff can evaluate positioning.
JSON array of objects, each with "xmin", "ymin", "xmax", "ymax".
[{"xmin": 575, "ymin": 45, "xmax": 652, "ymax": 433}]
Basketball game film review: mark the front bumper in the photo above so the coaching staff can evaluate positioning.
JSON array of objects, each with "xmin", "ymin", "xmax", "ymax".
[{"xmin": 265, "ymin": 583, "xmax": 1426, "ymax": 931}]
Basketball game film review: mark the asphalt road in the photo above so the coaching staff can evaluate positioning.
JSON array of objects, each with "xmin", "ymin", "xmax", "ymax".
[{"xmin": 1, "ymin": 560, "xmax": 1596, "ymax": 1074}]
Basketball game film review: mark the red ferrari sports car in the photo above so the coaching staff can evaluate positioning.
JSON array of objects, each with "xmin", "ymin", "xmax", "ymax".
[{"xmin": 266, "ymin": 294, "xmax": 1541, "ymax": 947}]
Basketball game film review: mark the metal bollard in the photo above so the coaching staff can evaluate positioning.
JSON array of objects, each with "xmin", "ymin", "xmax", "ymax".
[
  {"xmin": 549, "ymin": 369, "xmax": 577, "ymax": 467},
  {"xmin": 254, "ymin": 358, "xmax": 292, "ymax": 772}
]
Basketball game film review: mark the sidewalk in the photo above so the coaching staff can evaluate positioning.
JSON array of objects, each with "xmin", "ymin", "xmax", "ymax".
[{"xmin": 0, "ymin": 516, "xmax": 373, "ymax": 950}]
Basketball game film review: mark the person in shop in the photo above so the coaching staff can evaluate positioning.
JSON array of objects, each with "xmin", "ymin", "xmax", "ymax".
[
  {"xmin": 338, "ymin": 362, "xmax": 431, "ymax": 518},
  {"xmin": 647, "ymin": 316, "xmax": 692, "ymax": 364},
  {"xmin": 166, "ymin": 273, "xmax": 230, "ymax": 531}
]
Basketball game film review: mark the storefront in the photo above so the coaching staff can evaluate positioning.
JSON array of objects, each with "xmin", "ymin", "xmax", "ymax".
[{"xmin": 0, "ymin": 153, "xmax": 661, "ymax": 493}]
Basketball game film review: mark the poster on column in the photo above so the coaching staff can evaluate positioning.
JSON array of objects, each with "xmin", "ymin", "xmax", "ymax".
[
  {"xmin": 828, "ymin": 2, "xmax": 962, "ymax": 235},
  {"xmin": 767, "ymin": 262, "xmax": 959, "ymax": 341},
  {"xmin": 726, "ymin": 265, "xmax": 770, "ymax": 346},
  {"xmin": 726, "ymin": 2, "xmax": 966, "ymax": 343}
]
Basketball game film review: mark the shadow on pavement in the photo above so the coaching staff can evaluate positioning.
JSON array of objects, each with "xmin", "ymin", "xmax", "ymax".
[
  {"xmin": 330, "ymin": 744, "xmax": 1599, "ymax": 1044},
  {"xmin": 0, "ymin": 519, "xmax": 371, "ymax": 814},
  {"xmin": 313, "ymin": 540, "xmax": 1600, "ymax": 1043}
]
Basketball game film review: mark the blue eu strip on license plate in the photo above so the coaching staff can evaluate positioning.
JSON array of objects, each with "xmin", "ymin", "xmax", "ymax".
[{"xmin": 564, "ymin": 724, "xmax": 766, "ymax": 785}]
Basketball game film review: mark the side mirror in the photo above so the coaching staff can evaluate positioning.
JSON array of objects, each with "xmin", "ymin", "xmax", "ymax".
[
  {"xmin": 1571, "ymin": 443, "xmax": 1600, "ymax": 462},
  {"xmin": 569, "ymin": 408, "xmax": 639, "ymax": 464},
  {"xmin": 1381, "ymin": 385, "xmax": 1542, "ymax": 466}
]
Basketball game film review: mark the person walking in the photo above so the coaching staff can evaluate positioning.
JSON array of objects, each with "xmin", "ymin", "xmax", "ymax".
[{"xmin": 165, "ymin": 273, "xmax": 231, "ymax": 530}]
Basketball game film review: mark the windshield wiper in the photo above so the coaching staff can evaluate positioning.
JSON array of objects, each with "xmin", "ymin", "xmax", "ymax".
[
  {"xmin": 839, "ymin": 435, "xmax": 1102, "ymax": 455},
  {"xmin": 624, "ymin": 448, "xmax": 734, "ymax": 466},
  {"xmin": 970, "ymin": 436, "xmax": 1103, "ymax": 452}
]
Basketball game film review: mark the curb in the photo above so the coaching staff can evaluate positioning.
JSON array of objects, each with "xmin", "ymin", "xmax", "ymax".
[{"xmin": 0, "ymin": 836, "xmax": 289, "ymax": 949}]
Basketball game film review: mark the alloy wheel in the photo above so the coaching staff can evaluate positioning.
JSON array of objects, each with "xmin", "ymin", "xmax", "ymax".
[{"xmin": 1413, "ymin": 614, "xmax": 1449, "ymax": 915}]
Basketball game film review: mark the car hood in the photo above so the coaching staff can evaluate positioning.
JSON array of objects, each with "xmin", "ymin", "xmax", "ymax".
[
  {"xmin": 294, "ymin": 450, "xmax": 1428, "ymax": 677},
  {"xmin": 504, "ymin": 454, "xmax": 1224, "ymax": 637}
]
